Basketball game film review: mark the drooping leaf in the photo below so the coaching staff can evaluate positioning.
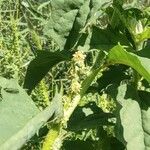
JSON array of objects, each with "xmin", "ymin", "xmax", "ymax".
[
  {"xmin": 0, "ymin": 82, "xmax": 62, "ymax": 150},
  {"xmin": 114, "ymin": 84, "xmax": 150, "ymax": 149},
  {"xmin": 0, "ymin": 77, "xmax": 39, "ymax": 149},
  {"xmin": 138, "ymin": 90, "xmax": 150, "ymax": 148},
  {"xmin": 24, "ymin": 50, "xmax": 71, "ymax": 92},
  {"xmin": 107, "ymin": 45, "xmax": 150, "ymax": 83}
]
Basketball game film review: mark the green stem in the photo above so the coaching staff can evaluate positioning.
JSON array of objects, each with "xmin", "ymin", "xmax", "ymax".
[
  {"xmin": 80, "ymin": 50, "xmax": 106, "ymax": 96},
  {"xmin": 42, "ymin": 124, "xmax": 60, "ymax": 150}
]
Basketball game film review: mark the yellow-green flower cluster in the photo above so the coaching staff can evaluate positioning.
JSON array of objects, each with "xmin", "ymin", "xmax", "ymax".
[
  {"xmin": 69, "ymin": 50, "xmax": 86, "ymax": 94},
  {"xmin": 72, "ymin": 51, "xmax": 86, "ymax": 67}
]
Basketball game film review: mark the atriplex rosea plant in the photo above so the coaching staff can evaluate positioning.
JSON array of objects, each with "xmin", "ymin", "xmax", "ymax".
[
  {"xmin": 24, "ymin": 0, "xmax": 150, "ymax": 149},
  {"xmin": 0, "ymin": 0, "xmax": 150, "ymax": 150}
]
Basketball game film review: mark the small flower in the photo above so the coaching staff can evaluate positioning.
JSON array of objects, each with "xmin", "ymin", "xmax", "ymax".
[
  {"xmin": 70, "ymin": 79, "xmax": 81, "ymax": 93},
  {"xmin": 72, "ymin": 51, "xmax": 86, "ymax": 64}
]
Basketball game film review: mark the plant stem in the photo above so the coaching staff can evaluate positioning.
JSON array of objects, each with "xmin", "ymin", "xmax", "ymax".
[{"xmin": 63, "ymin": 94, "xmax": 81, "ymax": 123}]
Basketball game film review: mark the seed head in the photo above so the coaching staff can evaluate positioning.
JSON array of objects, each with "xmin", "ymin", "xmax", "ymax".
[{"xmin": 72, "ymin": 51, "xmax": 86, "ymax": 64}]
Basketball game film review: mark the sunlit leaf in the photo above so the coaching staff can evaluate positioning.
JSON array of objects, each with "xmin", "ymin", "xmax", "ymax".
[
  {"xmin": 114, "ymin": 84, "xmax": 150, "ymax": 149},
  {"xmin": 107, "ymin": 45, "xmax": 150, "ymax": 83}
]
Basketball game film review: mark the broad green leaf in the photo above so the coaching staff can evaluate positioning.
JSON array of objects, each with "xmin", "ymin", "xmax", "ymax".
[
  {"xmin": 114, "ymin": 84, "xmax": 150, "ymax": 149},
  {"xmin": 24, "ymin": 50, "xmax": 71, "ymax": 92},
  {"xmin": 115, "ymin": 84, "xmax": 143, "ymax": 149},
  {"xmin": 0, "ymin": 77, "xmax": 39, "ymax": 149},
  {"xmin": 0, "ymin": 84, "xmax": 62, "ymax": 150},
  {"xmin": 107, "ymin": 45, "xmax": 150, "ymax": 83},
  {"xmin": 68, "ymin": 102, "xmax": 114, "ymax": 131},
  {"xmin": 138, "ymin": 90, "xmax": 150, "ymax": 149},
  {"xmin": 43, "ymin": 0, "xmax": 85, "ymax": 50}
]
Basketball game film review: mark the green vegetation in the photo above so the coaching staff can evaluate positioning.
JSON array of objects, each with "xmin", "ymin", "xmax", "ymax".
[{"xmin": 0, "ymin": 0, "xmax": 150, "ymax": 149}]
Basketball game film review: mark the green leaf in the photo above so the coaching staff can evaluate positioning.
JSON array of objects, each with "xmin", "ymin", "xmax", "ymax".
[
  {"xmin": 0, "ymin": 77, "xmax": 39, "ymax": 149},
  {"xmin": 107, "ymin": 45, "xmax": 150, "ymax": 83},
  {"xmin": 24, "ymin": 50, "xmax": 71, "ymax": 92},
  {"xmin": 114, "ymin": 84, "xmax": 150, "ymax": 149},
  {"xmin": 0, "ymin": 81, "xmax": 62, "ymax": 150},
  {"xmin": 138, "ymin": 90, "xmax": 150, "ymax": 149},
  {"xmin": 115, "ymin": 84, "xmax": 143, "ymax": 149},
  {"xmin": 43, "ymin": 0, "xmax": 85, "ymax": 50},
  {"xmin": 68, "ymin": 102, "xmax": 114, "ymax": 131}
]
